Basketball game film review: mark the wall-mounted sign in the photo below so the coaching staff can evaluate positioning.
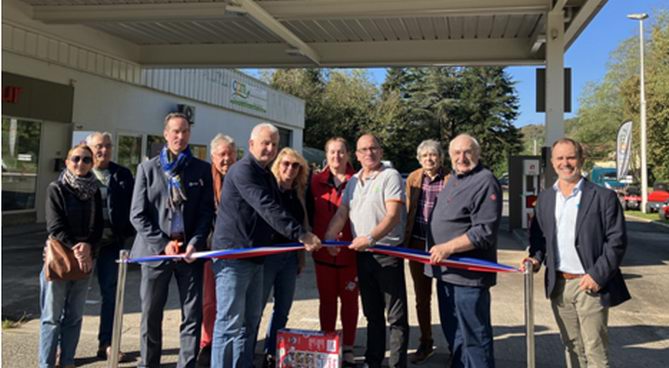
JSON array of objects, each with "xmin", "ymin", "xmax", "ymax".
[{"xmin": 230, "ymin": 79, "xmax": 268, "ymax": 113}]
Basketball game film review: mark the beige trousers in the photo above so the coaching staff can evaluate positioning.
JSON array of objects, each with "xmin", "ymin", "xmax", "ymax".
[{"xmin": 551, "ymin": 277, "xmax": 610, "ymax": 368}]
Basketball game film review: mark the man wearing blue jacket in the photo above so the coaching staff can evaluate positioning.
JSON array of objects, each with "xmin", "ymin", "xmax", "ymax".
[
  {"xmin": 523, "ymin": 138, "xmax": 629, "ymax": 368},
  {"xmin": 210, "ymin": 122, "xmax": 321, "ymax": 368},
  {"xmin": 429, "ymin": 134, "xmax": 502, "ymax": 368},
  {"xmin": 131, "ymin": 113, "xmax": 214, "ymax": 368}
]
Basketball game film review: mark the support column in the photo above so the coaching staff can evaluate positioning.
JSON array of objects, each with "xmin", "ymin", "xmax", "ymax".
[{"xmin": 545, "ymin": 8, "xmax": 565, "ymax": 146}]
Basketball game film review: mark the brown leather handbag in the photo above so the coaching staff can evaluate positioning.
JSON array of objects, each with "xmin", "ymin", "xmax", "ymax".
[{"xmin": 44, "ymin": 236, "xmax": 92, "ymax": 281}]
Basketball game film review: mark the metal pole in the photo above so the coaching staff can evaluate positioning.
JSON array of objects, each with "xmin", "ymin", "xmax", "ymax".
[
  {"xmin": 109, "ymin": 250, "xmax": 129, "ymax": 368},
  {"xmin": 639, "ymin": 19, "xmax": 648, "ymax": 214},
  {"xmin": 524, "ymin": 259, "xmax": 535, "ymax": 368}
]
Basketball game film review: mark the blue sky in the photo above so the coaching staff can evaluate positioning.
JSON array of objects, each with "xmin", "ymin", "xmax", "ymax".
[{"xmin": 243, "ymin": 0, "xmax": 667, "ymax": 128}]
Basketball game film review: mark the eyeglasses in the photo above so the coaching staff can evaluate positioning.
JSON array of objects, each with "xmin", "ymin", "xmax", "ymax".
[
  {"xmin": 70, "ymin": 156, "xmax": 93, "ymax": 164},
  {"xmin": 356, "ymin": 146, "xmax": 380, "ymax": 154},
  {"xmin": 281, "ymin": 161, "xmax": 301, "ymax": 169}
]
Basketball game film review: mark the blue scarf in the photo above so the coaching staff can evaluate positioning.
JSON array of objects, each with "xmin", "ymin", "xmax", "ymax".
[{"xmin": 160, "ymin": 145, "xmax": 192, "ymax": 211}]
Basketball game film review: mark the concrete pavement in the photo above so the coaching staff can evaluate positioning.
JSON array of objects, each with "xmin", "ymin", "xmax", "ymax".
[{"xmin": 2, "ymin": 218, "xmax": 668, "ymax": 367}]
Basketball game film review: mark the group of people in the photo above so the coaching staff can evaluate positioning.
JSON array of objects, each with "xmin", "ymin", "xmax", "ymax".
[{"xmin": 39, "ymin": 110, "xmax": 629, "ymax": 368}]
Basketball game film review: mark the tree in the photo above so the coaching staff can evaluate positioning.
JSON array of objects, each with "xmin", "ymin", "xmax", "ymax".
[{"xmin": 574, "ymin": 11, "xmax": 669, "ymax": 181}]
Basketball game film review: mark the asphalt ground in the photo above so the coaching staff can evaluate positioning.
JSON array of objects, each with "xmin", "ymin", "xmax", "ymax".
[{"xmin": 2, "ymin": 216, "xmax": 668, "ymax": 367}]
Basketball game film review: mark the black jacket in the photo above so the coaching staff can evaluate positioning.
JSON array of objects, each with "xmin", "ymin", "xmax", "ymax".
[
  {"xmin": 212, "ymin": 154, "xmax": 306, "ymax": 253},
  {"xmin": 105, "ymin": 161, "xmax": 135, "ymax": 242},
  {"xmin": 529, "ymin": 178, "xmax": 631, "ymax": 307},
  {"xmin": 46, "ymin": 179, "xmax": 103, "ymax": 254}
]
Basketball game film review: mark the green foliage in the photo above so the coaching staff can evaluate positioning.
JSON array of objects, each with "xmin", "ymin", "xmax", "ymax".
[
  {"xmin": 572, "ymin": 11, "xmax": 669, "ymax": 182},
  {"xmin": 266, "ymin": 66, "xmax": 523, "ymax": 175}
]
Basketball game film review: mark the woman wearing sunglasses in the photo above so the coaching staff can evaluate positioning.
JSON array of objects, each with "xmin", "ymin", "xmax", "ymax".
[
  {"xmin": 39, "ymin": 143, "xmax": 103, "ymax": 368},
  {"xmin": 258, "ymin": 147, "xmax": 309, "ymax": 368}
]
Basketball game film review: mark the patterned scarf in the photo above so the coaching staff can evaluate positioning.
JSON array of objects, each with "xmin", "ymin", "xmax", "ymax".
[
  {"xmin": 160, "ymin": 145, "xmax": 192, "ymax": 211},
  {"xmin": 61, "ymin": 169, "xmax": 99, "ymax": 201}
]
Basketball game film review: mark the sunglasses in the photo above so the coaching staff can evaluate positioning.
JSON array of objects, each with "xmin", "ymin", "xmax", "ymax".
[
  {"xmin": 281, "ymin": 161, "xmax": 301, "ymax": 169},
  {"xmin": 70, "ymin": 156, "xmax": 93, "ymax": 164}
]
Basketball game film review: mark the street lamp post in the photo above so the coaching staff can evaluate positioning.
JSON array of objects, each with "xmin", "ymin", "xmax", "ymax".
[{"xmin": 627, "ymin": 13, "xmax": 649, "ymax": 213}]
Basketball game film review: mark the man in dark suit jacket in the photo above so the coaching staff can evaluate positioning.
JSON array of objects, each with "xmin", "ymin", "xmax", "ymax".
[
  {"xmin": 87, "ymin": 132, "xmax": 135, "ymax": 362},
  {"xmin": 131, "ymin": 112, "xmax": 214, "ymax": 368},
  {"xmin": 524, "ymin": 138, "xmax": 630, "ymax": 368}
]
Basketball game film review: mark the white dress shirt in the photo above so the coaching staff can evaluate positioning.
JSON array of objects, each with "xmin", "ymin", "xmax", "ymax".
[{"xmin": 554, "ymin": 178, "xmax": 586, "ymax": 274}]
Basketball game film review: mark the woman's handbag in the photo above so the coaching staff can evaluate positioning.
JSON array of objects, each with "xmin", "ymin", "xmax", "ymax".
[{"xmin": 44, "ymin": 236, "xmax": 91, "ymax": 281}]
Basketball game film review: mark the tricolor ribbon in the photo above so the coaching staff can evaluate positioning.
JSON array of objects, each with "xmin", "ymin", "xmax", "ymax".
[{"xmin": 126, "ymin": 241, "xmax": 519, "ymax": 273}]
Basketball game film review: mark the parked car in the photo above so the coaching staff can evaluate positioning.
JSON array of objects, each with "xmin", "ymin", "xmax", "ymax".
[
  {"xmin": 623, "ymin": 186, "xmax": 642, "ymax": 210},
  {"xmin": 647, "ymin": 182, "xmax": 669, "ymax": 213},
  {"xmin": 590, "ymin": 167, "xmax": 625, "ymax": 190},
  {"xmin": 659, "ymin": 205, "xmax": 669, "ymax": 221}
]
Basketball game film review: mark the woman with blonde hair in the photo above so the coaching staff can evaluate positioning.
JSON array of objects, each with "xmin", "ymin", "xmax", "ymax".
[
  {"xmin": 259, "ymin": 147, "xmax": 309, "ymax": 367},
  {"xmin": 40, "ymin": 144, "xmax": 103, "ymax": 368}
]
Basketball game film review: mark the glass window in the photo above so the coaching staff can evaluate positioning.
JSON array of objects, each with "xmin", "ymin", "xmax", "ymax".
[
  {"xmin": 146, "ymin": 135, "xmax": 164, "ymax": 159},
  {"xmin": 2, "ymin": 117, "xmax": 41, "ymax": 211},
  {"xmin": 278, "ymin": 127, "xmax": 292, "ymax": 149},
  {"xmin": 117, "ymin": 135, "xmax": 143, "ymax": 175},
  {"xmin": 190, "ymin": 144, "xmax": 207, "ymax": 161}
]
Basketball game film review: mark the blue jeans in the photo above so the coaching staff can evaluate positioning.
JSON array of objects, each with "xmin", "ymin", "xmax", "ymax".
[
  {"xmin": 211, "ymin": 259, "xmax": 263, "ymax": 368},
  {"xmin": 38, "ymin": 269, "xmax": 91, "ymax": 368},
  {"xmin": 96, "ymin": 244, "xmax": 120, "ymax": 347},
  {"xmin": 260, "ymin": 253, "xmax": 298, "ymax": 356},
  {"xmin": 436, "ymin": 280, "xmax": 495, "ymax": 368}
]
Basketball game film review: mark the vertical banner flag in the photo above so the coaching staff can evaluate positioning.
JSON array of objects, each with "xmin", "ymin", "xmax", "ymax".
[{"xmin": 616, "ymin": 120, "xmax": 633, "ymax": 181}]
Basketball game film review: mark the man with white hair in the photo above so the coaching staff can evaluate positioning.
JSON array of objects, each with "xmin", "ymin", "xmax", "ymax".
[
  {"xmin": 210, "ymin": 122, "xmax": 321, "ymax": 368},
  {"xmin": 86, "ymin": 132, "xmax": 134, "ymax": 363},
  {"xmin": 198, "ymin": 134, "xmax": 237, "ymax": 367},
  {"xmin": 403, "ymin": 139, "xmax": 449, "ymax": 364},
  {"xmin": 429, "ymin": 134, "xmax": 502, "ymax": 368}
]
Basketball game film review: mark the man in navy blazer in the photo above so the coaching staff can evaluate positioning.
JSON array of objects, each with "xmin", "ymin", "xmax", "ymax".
[
  {"xmin": 523, "ymin": 138, "xmax": 630, "ymax": 368},
  {"xmin": 131, "ymin": 112, "xmax": 214, "ymax": 368}
]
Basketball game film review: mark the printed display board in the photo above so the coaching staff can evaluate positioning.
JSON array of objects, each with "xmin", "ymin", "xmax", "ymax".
[{"xmin": 277, "ymin": 329, "xmax": 341, "ymax": 368}]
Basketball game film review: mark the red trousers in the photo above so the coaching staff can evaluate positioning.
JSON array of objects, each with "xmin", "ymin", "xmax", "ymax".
[
  {"xmin": 200, "ymin": 260, "xmax": 216, "ymax": 348},
  {"xmin": 314, "ymin": 261, "xmax": 359, "ymax": 346}
]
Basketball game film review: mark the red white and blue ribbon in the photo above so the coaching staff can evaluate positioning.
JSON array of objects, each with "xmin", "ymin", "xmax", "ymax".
[{"xmin": 125, "ymin": 241, "xmax": 519, "ymax": 273}]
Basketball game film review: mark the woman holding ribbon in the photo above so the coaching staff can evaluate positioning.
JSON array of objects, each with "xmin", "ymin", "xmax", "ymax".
[
  {"xmin": 308, "ymin": 137, "xmax": 358, "ymax": 367},
  {"xmin": 40, "ymin": 143, "xmax": 103, "ymax": 368},
  {"xmin": 259, "ymin": 147, "xmax": 309, "ymax": 367}
]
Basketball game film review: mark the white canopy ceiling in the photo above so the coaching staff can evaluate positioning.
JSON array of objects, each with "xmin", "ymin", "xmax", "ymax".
[{"xmin": 18, "ymin": 0, "xmax": 606, "ymax": 68}]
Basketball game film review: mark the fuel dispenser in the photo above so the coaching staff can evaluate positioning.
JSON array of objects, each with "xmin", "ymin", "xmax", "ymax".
[{"xmin": 508, "ymin": 156, "xmax": 542, "ymax": 230}]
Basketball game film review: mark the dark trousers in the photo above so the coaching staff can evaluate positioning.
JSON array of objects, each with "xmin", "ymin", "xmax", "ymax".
[
  {"xmin": 408, "ymin": 238, "xmax": 434, "ymax": 346},
  {"xmin": 436, "ymin": 280, "xmax": 495, "ymax": 368},
  {"xmin": 358, "ymin": 253, "xmax": 409, "ymax": 368},
  {"xmin": 96, "ymin": 244, "xmax": 121, "ymax": 347},
  {"xmin": 139, "ymin": 261, "xmax": 203, "ymax": 368}
]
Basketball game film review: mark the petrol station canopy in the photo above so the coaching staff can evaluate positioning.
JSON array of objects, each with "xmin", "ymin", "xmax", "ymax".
[{"xmin": 19, "ymin": 0, "xmax": 606, "ymax": 68}]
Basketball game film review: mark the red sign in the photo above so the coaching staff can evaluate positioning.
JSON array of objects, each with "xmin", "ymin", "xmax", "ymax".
[
  {"xmin": 3, "ymin": 86, "xmax": 23, "ymax": 104},
  {"xmin": 277, "ymin": 329, "xmax": 341, "ymax": 368}
]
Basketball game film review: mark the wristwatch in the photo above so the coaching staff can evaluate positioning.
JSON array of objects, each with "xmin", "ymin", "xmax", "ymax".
[{"xmin": 366, "ymin": 234, "xmax": 376, "ymax": 246}]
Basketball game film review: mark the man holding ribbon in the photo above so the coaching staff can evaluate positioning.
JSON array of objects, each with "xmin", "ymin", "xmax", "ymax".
[
  {"xmin": 523, "ymin": 138, "xmax": 629, "ymax": 368},
  {"xmin": 325, "ymin": 133, "xmax": 409, "ymax": 368},
  {"xmin": 130, "ymin": 112, "xmax": 214, "ymax": 368},
  {"xmin": 429, "ymin": 134, "xmax": 502, "ymax": 368},
  {"xmin": 210, "ymin": 122, "xmax": 321, "ymax": 368}
]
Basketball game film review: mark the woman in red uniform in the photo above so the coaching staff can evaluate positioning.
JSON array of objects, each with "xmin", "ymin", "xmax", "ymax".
[{"xmin": 309, "ymin": 137, "xmax": 358, "ymax": 367}]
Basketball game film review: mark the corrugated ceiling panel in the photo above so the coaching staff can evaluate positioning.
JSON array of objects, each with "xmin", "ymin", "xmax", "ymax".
[
  {"xmin": 449, "ymin": 16, "xmax": 464, "ymax": 39},
  {"xmin": 504, "ymin": 15, "xmax": 525, "ymax": 38},
  {"xmin": 477, "ymin": 15, "xmax": 494, "ymax": 39},
  {"xmin": 490, "ymin": 15, "xmax": 510, "ymax": 38},
  {"xmin": 387, "ymin": 18, "xmax": 408, "ymax": 41}
]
